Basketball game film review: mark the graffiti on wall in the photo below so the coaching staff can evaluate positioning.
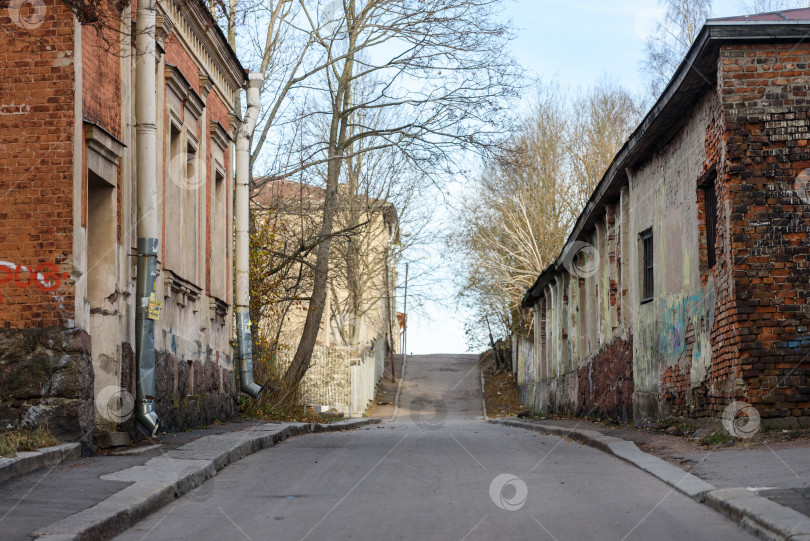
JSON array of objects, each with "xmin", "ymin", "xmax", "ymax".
[
  {"xmin": 0, "ymin": 260, "xmax": 68, "ymax": 301},
  {"xmin": 637, "ymin": 279, "xmax": 715, "ymax": 390},
  {"xmin": 660, "ymin": 282, "xmax": 714, "ymax": 362}
]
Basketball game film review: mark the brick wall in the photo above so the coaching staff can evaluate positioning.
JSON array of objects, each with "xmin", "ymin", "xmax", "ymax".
[
  {"xmin": 0, "ymin": 0, "xmax": 76, "ymax": 328},
  {"xmin": 577, "ymin": 333, "xmax": 633, "ymax": 421},
  {"xmin": 164, "ymin": 33, "xmax": 201, "ymax": 94},
  {"xmin": 720, "ymin": 43, "xmax": 810, "ymax": 423},
  {"xmin": 658, "ymin": 89, "xmax": 731, "ymax": 420},
  {"xmin": 82, "ymin": 13, "xmax": 122, "ymax": 140}
]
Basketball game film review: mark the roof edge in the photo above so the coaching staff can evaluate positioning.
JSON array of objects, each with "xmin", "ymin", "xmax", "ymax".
[{"xmin": 522, "ymin": 20, "xmax": 810, "ymax": 307}]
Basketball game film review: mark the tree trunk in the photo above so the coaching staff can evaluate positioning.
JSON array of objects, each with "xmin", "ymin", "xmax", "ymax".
[
  {"xmin": 280, "ymin": 26, "xmax": 355, "ymax": 394},
  {"xmin": 280, "ymin": 147, "xmax": 341, "ymax": 393}
]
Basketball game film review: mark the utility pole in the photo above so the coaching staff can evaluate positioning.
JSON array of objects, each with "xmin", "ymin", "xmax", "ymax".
[
  {"xmin": 402, "ymin": 263, "xmax": 408, "ymax": 357},
  {"xmin": 385, "ymin": 254, "xmax": 396, "ymax": 383}
]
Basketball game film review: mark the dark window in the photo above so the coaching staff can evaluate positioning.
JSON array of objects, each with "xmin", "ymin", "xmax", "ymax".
[
  {"xmin": 539, "ymin": 298, "xmax": 546, "ymax": 353},
  {"xmin": 705, "ymin": 184, "xmax": 717, "ymax": 268},
  {"xmin": 641, "ymin": 230, "xmax": 653, "ymax": 303}
]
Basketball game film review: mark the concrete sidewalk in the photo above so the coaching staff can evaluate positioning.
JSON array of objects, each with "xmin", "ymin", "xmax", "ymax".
[
  {"xmin": 493, "ymin": 417, "xmax": 810, "ymax": 541},
  {"xmin": 0, "ymin": 418, "xmax": 379, "ymax": 541},
  {"xmin": 367, "ymin": 354, "xmax": 406, "ymax": 420}
]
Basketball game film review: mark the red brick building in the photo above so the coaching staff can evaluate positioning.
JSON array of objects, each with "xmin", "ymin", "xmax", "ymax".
[
  {"xmin": 516, "ymin": 9, "xmax": 810, "ymax": 430},
  {"xmin": 0, "ymin": 0, "xmax": 246, "ymax": 452}
]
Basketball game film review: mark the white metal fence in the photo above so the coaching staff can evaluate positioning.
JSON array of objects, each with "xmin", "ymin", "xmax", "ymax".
[
  {"xmin": 350, "ymin": 338, "xmax": 385, "ymax": 416},
  {"xmin": 276, "ymin": 337, "xmax": 386, "ymax": 417}
]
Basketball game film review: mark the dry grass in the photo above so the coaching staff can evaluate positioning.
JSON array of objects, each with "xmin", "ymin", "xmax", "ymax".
[
  {"xmin": 481, "ymin": 354, "xmax": 524, "ymax": 418},
  {"xmin": 0, "ymin": 427, "xmax": 60, "ymax": 458}
]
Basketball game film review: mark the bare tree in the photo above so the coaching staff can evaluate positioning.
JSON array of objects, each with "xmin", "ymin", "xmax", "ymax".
[
  {"xmin": 250, "ymin": 135, "xmax": 432, "ymax": 393},
  {"xmin": 453, "ymin": 82, "xmax": 640, "ymax": 350},
  {"xmin": 268, "ymin": 0, "xmax": 521, "ymax": 395},
  {"xmin": 454, "ymin": 85, "xmax": 572, "ymax": 348},
  {"xmin": 568, "ymin": 79, "xmax": 641, "ymax": 211},
  {"xmin": 739, "ymin": 0, "xmax": 808, "ymax": 12},
  {"xmin": 641, "ymin": 0, "xmax": 713, "ymax": 99}
]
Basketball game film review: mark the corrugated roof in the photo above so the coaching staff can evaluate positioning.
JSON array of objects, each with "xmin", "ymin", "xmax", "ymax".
[{"xmin": 710, "ymin": 7, "xmax": 810, "ymax": 22}]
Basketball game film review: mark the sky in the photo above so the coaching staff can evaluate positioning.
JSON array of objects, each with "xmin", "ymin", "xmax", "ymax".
[{"xmin": 405, "ymin": 0, "xmax": 775, "ymax": 355}]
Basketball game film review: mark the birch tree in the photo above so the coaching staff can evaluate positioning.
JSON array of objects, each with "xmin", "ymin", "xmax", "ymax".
[
  {"xmin": 641, "ymin": 0, "xmax": 713, "ymax": 98},
  {"xmin": 454, "ymin": 82, "xmax": 640, "ymax": 349}
]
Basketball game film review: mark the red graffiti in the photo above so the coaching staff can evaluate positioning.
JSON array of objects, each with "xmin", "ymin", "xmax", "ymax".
[{"xmin": 0, "ymin": 261, "xmax": 69, "ymax": 301}]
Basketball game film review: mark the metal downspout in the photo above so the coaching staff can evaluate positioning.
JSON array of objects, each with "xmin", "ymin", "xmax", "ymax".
[
  {"xmin": 235, "ymin": 73, "xmax": 263, "ymax": 398},
  {"xmin": 134, "ymin": 0, "xmax": 159, "ymax": 435}
]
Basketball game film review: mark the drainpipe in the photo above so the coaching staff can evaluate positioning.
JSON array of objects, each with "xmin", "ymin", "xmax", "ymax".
[
  {"xmin": 134, "ymin": 0, "xmax": 160, "ymax": 436},
  {"xmin": 235, "ymin": 73, "xmax": 263, "ymax": 398}
]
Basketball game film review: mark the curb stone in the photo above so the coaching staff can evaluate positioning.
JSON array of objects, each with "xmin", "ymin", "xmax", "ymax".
[
  {"xmin": 31, "ymin": 418, "xmax": 380, "ymax": 541},
  {"xmin": 705, "ymin": 488, "xmax": 810, "ymax": 541},
  {"xmin": 491, "ymin": 418, "xmax": 716, "ymax": 499},
  {"xmin": 0, "ymin": 443, "xmax": 82, "ymax": 484},
  {"xmin": 491, "ymin": 418, "xmax": 810, "ymax": 541}
]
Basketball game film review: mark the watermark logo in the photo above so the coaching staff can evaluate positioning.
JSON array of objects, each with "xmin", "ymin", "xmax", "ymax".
[
  {"xmin": 95, "ymin": 386, "xmax": 135, "ymax": 424},
  {"xmin": 489, "ymin": 473, "xmax": 528, "ymax": 511},
  {"xmin": 561, "ymin": 241, "xmax": 600, "ymax": 279},
  {"xmin": 722, "ymin": 400, "xmax": 761, "ymax": 439},
  {"xmin": 319, "ymin": 0, "xmax": 343, "ymax": 35},
  {"xmin": 408, "ymin": 395, "xmax": 447, "ymax": 430},
  {"xmin": 793, "ymin": 168, "xmax": 810, "ymax": 205},
  {"xmin": 8, "ymin": 0, "xmax": 46, "ymax": 30},
  {"xmin": 186, "ymin": 476, "xmax": 216, "ymax": 502},
  {"xmin": 169, "ymin": 151, "xmax": 204, "ymax": 191}
]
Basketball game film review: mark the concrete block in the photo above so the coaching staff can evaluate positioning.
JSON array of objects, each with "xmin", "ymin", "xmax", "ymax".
[
  {"xmin": 93, "ymin": 432, "xmax": 132, "ymax": 449},
  {"xmin": 0, "ymin": 456, "xmax": 21, "ymax": 484},
  {"xmin": 607, "ymin": 440, "xmax": 716, "ymax": 499},
  {"xmin": 16, "ymin": 451, "xmax": 48, "ymax": 477},
  {"xmin": 490, "ymin": 419, "xmax": 716, "ymax": 500}
]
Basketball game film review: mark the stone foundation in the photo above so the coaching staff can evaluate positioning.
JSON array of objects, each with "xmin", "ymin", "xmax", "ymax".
[
  {"xmin": 0, "ymin": 328, "xmax": 95, "ymax": 455},
  {"xmin": 150, "ymin": 351, "xmax": 237, "ymax": 434}
]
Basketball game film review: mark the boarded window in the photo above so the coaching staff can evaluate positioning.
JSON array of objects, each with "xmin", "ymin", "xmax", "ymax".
[
  {"xmin": 641, "ymin": 230, "xmax": 653, "ymax": 303},
  {"xmin": 705, "ymin": 183, "xmax": 717, "ymax": 268}
]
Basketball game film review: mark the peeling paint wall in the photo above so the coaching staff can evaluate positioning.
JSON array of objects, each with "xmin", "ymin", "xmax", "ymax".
[
  {"xmin": 518, "ymin": 89, "xmax": 723, "ymax": 423},
  {"xmin": 0, "ymin": 0, "xmax": 247, "ymax": 445},
  {"xmin": 630, "ymin": 91, "xmax": 720, "ymax": 419},
  {"xmin": 519, "ymin": 39, "xmax": 810, "ymax": 427}
]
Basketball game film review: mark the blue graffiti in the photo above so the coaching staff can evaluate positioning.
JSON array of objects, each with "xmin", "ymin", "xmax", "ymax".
[
  {"xmin": 780, "ymin": 335, "xmax": 810, "ymax": 349},
  {"xmin": 660, "ymin": 282, "xmax": 714, "ymax": 361}
]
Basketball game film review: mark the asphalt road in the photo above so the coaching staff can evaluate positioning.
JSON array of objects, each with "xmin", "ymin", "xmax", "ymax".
[{"xmin": 114, "ymin": 354, "xmax": 754, "ymax": 541}]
